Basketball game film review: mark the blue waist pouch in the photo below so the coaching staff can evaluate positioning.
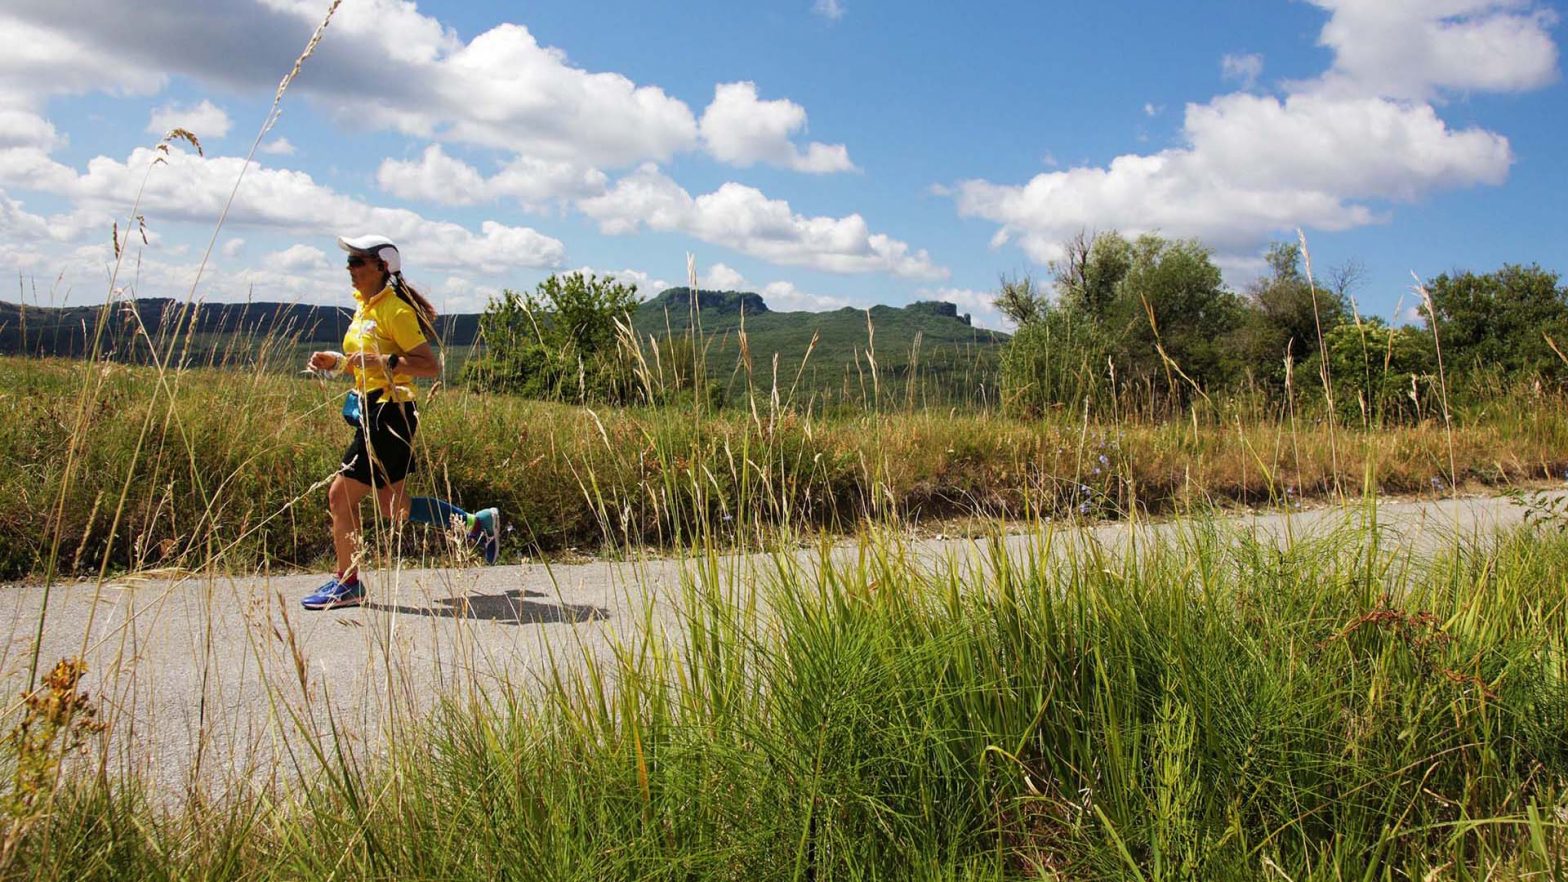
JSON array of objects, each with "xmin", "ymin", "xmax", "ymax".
[{"xmin": 341, "ymin": 390, "xmax": 362, "ymax": 426}]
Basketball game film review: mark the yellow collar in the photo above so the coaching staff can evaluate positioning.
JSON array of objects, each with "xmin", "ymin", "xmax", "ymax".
[{"xmin": 354, "ymin": 285, "xmax": 394, "ymax": 309}]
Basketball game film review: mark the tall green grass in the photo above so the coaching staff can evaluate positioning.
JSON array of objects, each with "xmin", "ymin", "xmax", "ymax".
[
  {"xmin": 7, "ymin": 514, "xmax": 1567, "ymax": 879},
  {"xmin": 6, "ymin": 353, "xmax": 1568, "ymax": 581}
]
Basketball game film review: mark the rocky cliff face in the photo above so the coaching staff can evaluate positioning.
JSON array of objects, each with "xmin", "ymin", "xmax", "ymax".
[{"xmin": 647, "ymin": 288, "xmax": 770, "ymax": 316}]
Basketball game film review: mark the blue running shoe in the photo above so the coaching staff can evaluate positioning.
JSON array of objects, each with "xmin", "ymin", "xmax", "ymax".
[
  {"xmin": 469, "ymin": 507, "xmax": 501, "ymax": 564},
  {"xmin": 301, "ymin": 577, "xmax": 365, "ymax": 610}
]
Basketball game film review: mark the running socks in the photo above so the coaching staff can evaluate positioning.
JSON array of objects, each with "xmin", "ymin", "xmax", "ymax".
[{"xmin": 409, "ymin": 496, "xmax": 474, "ymax": 531}]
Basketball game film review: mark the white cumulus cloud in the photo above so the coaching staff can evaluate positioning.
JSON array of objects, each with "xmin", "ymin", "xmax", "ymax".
[
  {"xmin": 146, "ymin": 99, "xmax": 232, "ymax": 140},
  {"xmin": 267, "ymin": 243, "xmax": 325, "ymax": 271},
  {"xmin": 952, "ymin": 0, "xmax": 1553, "ymax": 266},
  {"xmin": 560, "ymin": 265, "xmax": 670, "ymax": 298},
  {"xmin": 378, "ymin": 145, "xmax": 489, "ymax": 206},
  {"xmin": 0, "ymin": 109, "xmax": 64, "ymax": 151},
  {"xmin": 0, "ymin": 146, "xmax": 79, "ymax": 196},
  {"xmin": 491, "ymin": 156, "xmax": 609, "ymax": 209},
  {"xmin": 3, "ymin": 3, "xmax": 695, "ymax": 169},
  {"xmin": 761, "ymin": 280, "xmax": 849, "ymax": 312},
  {"xmin": 6, "ymin": 1, "xmax": 855, "ymax": 183},
  {"xmin": 581, "ymin": 164, "xmax": 945, "ymax": 279},
  {"xmin": 700, "ymin": 82, "xmax": 856, "ymax": 173},
  {"xmin": 652, "ymin": 261, "xmax": 850, "ymax": 313},
  {"xmin": 410, "ymin": 23, "xmax": 699, "ymax": 166},
  {"xmin": 918, "ymin": 287, "xmax": 1010, "ymax": 331},
  {"xmin": 378, "ymin": 145, "xmax": 609, "ymax": 211},
  {"xmin": 0, "ymin": 189, "xmax": 54, "ymax": 243},
  {"xmin": 0, "ymin": 146, "xmax": 568, "ymax": 275},
  {"xmin": 1305, "ymin": 0, "xmax": 1559, "ymax": 100},
  {"xmin": 702, "ymin": 263, "xmax": 746, "ymax": 289}
]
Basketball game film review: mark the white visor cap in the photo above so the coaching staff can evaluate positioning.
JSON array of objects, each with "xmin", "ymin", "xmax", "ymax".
[{"xmin": 337, "ymin": 234, "xmax": 400, "ymax": 273}]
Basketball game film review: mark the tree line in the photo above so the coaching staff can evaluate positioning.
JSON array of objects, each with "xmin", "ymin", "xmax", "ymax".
[
  {"xmin": 454, "ymin": 233, "xmax": 1565, "ymax": 421},
  {"xmin": 996, "ymin": 231, "xmax": 1567, "ymax": 422}
]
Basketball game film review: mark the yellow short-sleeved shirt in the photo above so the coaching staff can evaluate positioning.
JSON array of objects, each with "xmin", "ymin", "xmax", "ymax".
[{"xmin": 343, "ymin": 285, "xmax": 427, "ymax": 403}]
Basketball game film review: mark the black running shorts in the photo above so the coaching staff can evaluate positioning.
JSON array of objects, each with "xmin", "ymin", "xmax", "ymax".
[{"xmin": 340, "ymin": 394, "xmax": 419, "ymax": 487}]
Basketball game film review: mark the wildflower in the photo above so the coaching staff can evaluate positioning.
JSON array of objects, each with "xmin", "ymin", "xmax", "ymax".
[
  {"xmin": 1098, "ymin": 454, "xmax": 1109, "ymax": 466},
  {"xmin": 1079, "ymin": 484, "xmax": 1091, "ymax": 496},
  {"xmin": 1430, "ymin": 476, "xmax": 1446, "ymax": 491},
  {"xmin": 1092, "ymin": 467, "xmax": 1101, "ymax": 476},
  {"xmin": 1078, "ymin": 501, "xmax": 1091, "ymax": 514}
]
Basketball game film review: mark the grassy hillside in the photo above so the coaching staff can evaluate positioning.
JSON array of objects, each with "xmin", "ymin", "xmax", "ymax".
[
  {"xmin": 2, "ymin": 288, "xmax": 1009, "ymax": 408},
  {"xmin": 632, "ymin": 288, "xmax": 1008, "ymax": 408},
  {"xmin": 0, "ymin": 297, "xmax": 481, "ymax": 362}
]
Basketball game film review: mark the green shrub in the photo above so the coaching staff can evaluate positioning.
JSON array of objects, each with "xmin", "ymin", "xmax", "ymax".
[
  {"xmin": 462, "ymin": 272, "xmax": 641, "ymax": 404},
  {"xmin": 997, "ymin": 304, "xmax": 1110, "ymax": 417}
]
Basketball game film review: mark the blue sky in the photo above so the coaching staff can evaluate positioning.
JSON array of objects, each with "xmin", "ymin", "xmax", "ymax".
[{"xmin": 0, "ymin": 0, "xmax": 1562, "ymax": 329}]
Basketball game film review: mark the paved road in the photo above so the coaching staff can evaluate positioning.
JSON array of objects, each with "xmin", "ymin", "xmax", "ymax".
[{"xmin": 0, "ymin": 493, "xmax": 1541, "ymax": 800}]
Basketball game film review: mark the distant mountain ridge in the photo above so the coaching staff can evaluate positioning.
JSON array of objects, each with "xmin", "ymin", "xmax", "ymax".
[
  {"xmin": 643, "ymin": 287, "xmax": 981, "ymax": 326},
  {"xmin": 0, "ymin": 298, "xmax": 478, "ymax": 355},
  {"xmin": 645, "ymin": 288, "xmax": 771, "ymax": 317},
  {"xmin": 1, "ymin": 289, "xmax": 1004, "ymax": 358}
]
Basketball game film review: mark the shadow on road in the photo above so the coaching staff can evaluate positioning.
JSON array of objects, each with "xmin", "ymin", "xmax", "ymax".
[{"xmin": 366, "ymin": 589, "xmax": 607, "ymax": 625}]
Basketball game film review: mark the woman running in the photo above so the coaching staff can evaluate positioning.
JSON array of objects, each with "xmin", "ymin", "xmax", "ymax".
[{"xmin": 301, "ymin": 234, "xmax": 499, "ymax": 610}]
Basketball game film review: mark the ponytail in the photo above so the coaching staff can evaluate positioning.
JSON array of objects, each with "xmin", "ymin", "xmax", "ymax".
[{"xmin": 390, "ymin": 271, "xmax": 440, "ymax": 346}]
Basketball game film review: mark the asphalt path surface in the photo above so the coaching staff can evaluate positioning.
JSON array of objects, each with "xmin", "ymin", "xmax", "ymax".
[{"xmin": 0, "ymin": 493, "xmax": 1544, "ymax": 800}]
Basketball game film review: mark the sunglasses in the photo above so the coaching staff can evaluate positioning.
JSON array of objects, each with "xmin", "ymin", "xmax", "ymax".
[{"xmin": 346, "ymin": 256, "xmax": 370, "ymax": 268}]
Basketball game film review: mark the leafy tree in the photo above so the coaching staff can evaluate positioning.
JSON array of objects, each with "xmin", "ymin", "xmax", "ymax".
[
  {"xmin": 993, "ymin": 273, "xmax": 1049, "ymax": 328},
  {"xmin": 1235, "ymin": 241, "xmax": 1349, "ymax": 391},
  {"xmin": 1051, "ymin": 230, "xmax": 1132, "ymax": 317},
  {"xmin": 1103, "ymin": 234, "xmax": 1243, "ymax": 402},
  {"xmin": 1421, "ymin": 264, "xmax": 1568, "ymax": 383},
  {"xmin": 462, "ymin": 272, "xmax": 641, "ymax": 403},
  {"xmin": 1000, "ymin": 236, "xmax": 1565, "ymax": 416},
  {"xmin": 1320, "ymin": 319, "xmax": 1436, "ymax": 424},
  {"xmin": 999, "ymin": 231, "xmax": 1241, "ymax": 414}
]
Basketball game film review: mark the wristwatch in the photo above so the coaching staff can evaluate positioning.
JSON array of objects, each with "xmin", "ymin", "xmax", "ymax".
[{"xmin": 387, "ymin": 353, "xmax": 401, "ymax": 372}]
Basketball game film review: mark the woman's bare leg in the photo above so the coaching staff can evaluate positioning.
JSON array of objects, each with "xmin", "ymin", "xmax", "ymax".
[
  {"xmin": 327, "ymin": 474, "xmax": 374, "ymax": 579},
  {"xmin": 375, "ymin": 480, "xmax": 412, "ymax": 523}
]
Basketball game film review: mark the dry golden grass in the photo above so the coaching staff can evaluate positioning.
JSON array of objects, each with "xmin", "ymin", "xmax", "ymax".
[{"xmin": 4, "ymin": 354, "xmax": 1565, "ymax": 580}]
